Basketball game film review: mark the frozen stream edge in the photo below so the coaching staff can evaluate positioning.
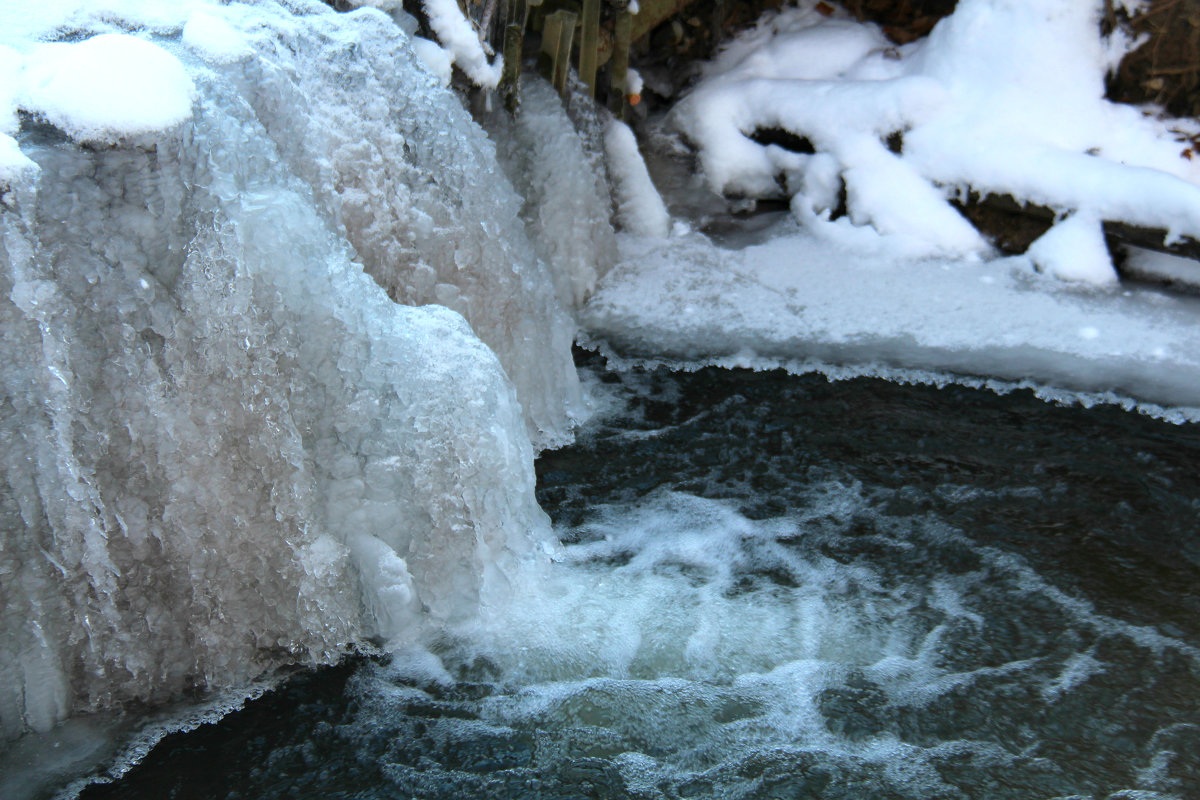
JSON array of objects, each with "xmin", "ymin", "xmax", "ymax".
[{"xmin": 580, "ymin": 228, "xmax": 1200, "ymax": 423}]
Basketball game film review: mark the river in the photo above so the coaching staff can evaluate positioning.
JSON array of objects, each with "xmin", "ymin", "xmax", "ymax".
[{"xmin": 76, "ymin": 353, "xmax": 1200, "ymax": 799}]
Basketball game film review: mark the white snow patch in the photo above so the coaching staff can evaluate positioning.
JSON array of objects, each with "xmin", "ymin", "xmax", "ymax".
[
  {"xmin": 670, "ymin": 0, "xmax": 1200, "ymax": 270},
  {"xmin": 1026, "ymin": 212, "xmax": 1118, "ymax": 286},
  {"xmin": 421, "ymin": 0, "xmax": 503, "ymax": 88},
  {"xmin": 19, "ymin": 34, "xmax": 195, "ymax": 143},
  {"xmin": 626, "ymin": 67, "xmax": 644, "ymax": 96},
  {"xmin": 0, "ymin": 134, "xmax": 36, "ymax": 183},
  {"xmin": 0, "ymin": 45, "xmax": 21, "ymax": 135},
  {"xmin": 182, "ymin": 10, "xmax": 252, "ymax": 63}
]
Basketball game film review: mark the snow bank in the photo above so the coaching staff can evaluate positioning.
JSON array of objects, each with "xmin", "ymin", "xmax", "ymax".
[
  {"xmin": 578, "ymin": 0, "xmax": 1200, "ymax": 413},
  {"xmin": 670, "ymin": 0, "xmax": 1200, "ymax": 272},
  {"xmin": 182, "ymin": 11, "xmax": 252, "ymax": 63}
]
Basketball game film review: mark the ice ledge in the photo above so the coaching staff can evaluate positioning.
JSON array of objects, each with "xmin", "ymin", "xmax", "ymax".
[{"xmin": 579, "ymin": 231, "xmax": 1200, "ymax": 422}]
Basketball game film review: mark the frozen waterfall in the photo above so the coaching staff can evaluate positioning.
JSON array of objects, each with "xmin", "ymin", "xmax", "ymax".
[{"xmin": 0, "ymin": 0, "xmax": 612, "ymax": 743}]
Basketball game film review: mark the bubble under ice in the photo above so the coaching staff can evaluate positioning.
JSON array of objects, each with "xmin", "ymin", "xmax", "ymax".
[{"xmin": 0, "ymin": 1, "xmax": 594, "ymax": 749}]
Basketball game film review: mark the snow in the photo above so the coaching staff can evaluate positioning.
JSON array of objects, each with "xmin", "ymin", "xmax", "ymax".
[
  {"xmin": 1026, "ymin": 212, "xmax": 1117, "ymax": 285},
  {"xmin": 582, "ymin": 0, "xmax": 1200, "ymax": 415},
  {"xmin": 0, "ymin": 45, "xmax": 35, "ymax": 180},
  {"xmin": 0, "ymin": 134, "xmax": 35, "ymax": 183},
  {"xmin": 182, "ymin": 11, "xmax": 252, "ymax": 63},
  {"xmin": 420, "ymin": 0, "xmax": 503, "ymax": 89},
  {"xmin": 669, "ymin": 0, "xmax": 1200, "ymax": 265},
  {"xmin": 18, "ymin": 34, "xmax": 195, "ymax": 143},
  {"xmin": 626, "ymin": 67, "xmax": 644, "ymax": 97},
  {"xmin": 0, "ymin": 1, "xmax": 202, "ymax": 42},
  {"xmin": 0, "ymin": 46, "xmax": 20, "ymax": 134}
]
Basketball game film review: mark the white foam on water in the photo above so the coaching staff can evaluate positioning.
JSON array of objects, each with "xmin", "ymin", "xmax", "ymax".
[
  {"xmin": 371, "ymin": 479, "xmax": 1199, "ymax": 797},
  {"xmin": 444, "ymin": 491, "xmax": 928, "ymax": 686}
]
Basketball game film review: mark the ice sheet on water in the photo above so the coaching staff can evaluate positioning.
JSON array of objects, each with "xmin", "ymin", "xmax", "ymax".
[
  {"xmin": 1, "ymin": 0, "xmax": 557, "ymax": 747},
  {"xmin": 581, "ymin": 228, "xmax": 1200, "ymax": 417}
]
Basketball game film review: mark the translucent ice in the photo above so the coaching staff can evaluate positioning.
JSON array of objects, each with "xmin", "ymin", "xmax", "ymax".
[
  {"xmin": 1, "ymin": 0, "xmax": 564, "ymax": 744},
  {"xmin": 483, "ymin": 76, "xmax": 618, "ymax": 310},
  {"xmin": 214, "ymin": 7, "xmax": 587, "ymax": 448}
]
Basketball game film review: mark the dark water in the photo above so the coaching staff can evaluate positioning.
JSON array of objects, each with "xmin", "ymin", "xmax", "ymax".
[{"xmin": 78, "ymin": 356, "xmax": 1200, "ymax": 799}]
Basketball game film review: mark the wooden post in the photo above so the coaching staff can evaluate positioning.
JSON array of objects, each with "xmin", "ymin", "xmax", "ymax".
[
  {"xmin": 500, "ymin": 0, "xmax": 528, "ymax": 110},
  {"xmin": 608, "ymin": 0, "xmax": 633, "ymax": 116},
  {"xmin": 542, "ymin": 8, "xmax": 578, "ymax": 97},
  {"xmin": 578, "ymin": 0, "xmax": 602, "ymax": 97},
  {"xmin": 595, "ymin": 0, "xmax": 699, "ymax": 67}
]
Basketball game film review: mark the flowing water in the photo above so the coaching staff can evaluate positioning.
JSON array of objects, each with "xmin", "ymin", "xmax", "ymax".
[{"xmin": 71, "ymin": 355, "xmax": 1200, "ymax": 800}]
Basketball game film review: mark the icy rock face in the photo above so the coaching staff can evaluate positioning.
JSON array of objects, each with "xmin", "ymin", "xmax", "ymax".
[
  {"xmin": 216, "ymin": 7, "xmax": 585, "ymax": 449},
  {"xmin": 483, "ymin": 76, "xmax": 619, "ymax": 310},
  {"xmin": 1, "ymin": 3, "xmax": 552, "ymax": 739}
]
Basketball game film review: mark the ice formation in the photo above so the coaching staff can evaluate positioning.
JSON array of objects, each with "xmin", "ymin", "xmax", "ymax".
[
  {"xmin": 582, "ymin": 230, "xmax": 1200, "ymax": 419},
  {"xmin": 605, "ymin": 118, "xmax": 671, "ymax": 239},
  {"xmin": 483, "ymin": 76, "xmax": 618, "ymax": 310},
  {"xmin": 0, "ymin": 0, "xmax": 610, "ymax": 745},
  {"xmin": 207, "ymin": 6, "xmax": 590, "ymax": 450}
]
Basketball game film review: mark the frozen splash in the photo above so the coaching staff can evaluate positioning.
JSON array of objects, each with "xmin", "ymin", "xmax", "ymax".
[{"xmin": 0, "ymin": 0, "xmax": 610, "ymax": 746}]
